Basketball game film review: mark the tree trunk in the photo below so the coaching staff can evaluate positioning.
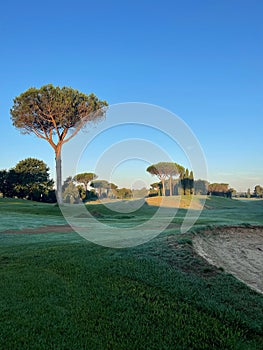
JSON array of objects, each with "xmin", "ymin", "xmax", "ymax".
[
  {"xmin": 55, "ymin": 149, "xmax": 62, "ymax": 205},
  {"xmin": 162, "ymin": 179, "xmax": 165, "ymax": 196},
  {"xmin": 169, "ymin": 176, "xmax": 173, "ymax": 196}
]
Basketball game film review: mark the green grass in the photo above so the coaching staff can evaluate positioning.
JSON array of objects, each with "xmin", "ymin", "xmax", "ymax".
[
  {"xmin": 0, "ymin": 196, "xmax": 263, "ymax": 349},
  {"xmin": 0, "ymin": 198, "xmax": 66, "ymax": 232}
]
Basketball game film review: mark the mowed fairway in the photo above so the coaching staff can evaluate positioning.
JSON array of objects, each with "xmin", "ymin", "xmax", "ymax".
[{"xmin": 0, "ymin": 197, "xmax": 263, "ymax": 349}]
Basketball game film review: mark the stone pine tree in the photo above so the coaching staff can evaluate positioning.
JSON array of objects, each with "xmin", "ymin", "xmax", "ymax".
[
  {"xmin": 90, "ymin": 180, "xmax": 110, "ymax": 198},
  {"xmin": 147, "ymin": 162, "xmax": 171, "ymax": 196},
  {"xmin": 108, "ymin": 183, "xmax": 118, "ymax": 198},
  {"xmin": 10, "ymin": 84, "xmax": 108, "ymax": 204},
  {"xmin": 147, "ymin": 162, "xmax": 184, "ymax": 196},
  {"xmin": 73, "ymin": 173, "xmax": 97, "ymax": 192},
  {"xmin": 168, "ymin": 163, "xmax": 185, "ymax": 196}
]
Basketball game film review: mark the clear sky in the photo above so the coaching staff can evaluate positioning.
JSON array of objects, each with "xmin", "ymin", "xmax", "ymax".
[{"xmin": 0, "ymin": 0, "xmax": 262, "ymax": 192}]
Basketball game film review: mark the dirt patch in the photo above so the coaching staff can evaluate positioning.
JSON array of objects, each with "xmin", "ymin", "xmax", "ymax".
[
  {"xmin": 193, "ymin": 226, "xmax": 263, "ymax": 294},
  {"xmin": 2, "ymin": 225, "xmax": 75, "ymax": 234}
]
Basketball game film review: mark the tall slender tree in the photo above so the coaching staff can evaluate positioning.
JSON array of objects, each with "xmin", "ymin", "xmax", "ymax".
[
  {"xmin": 189, "ymin": 170, "xmax": 194, "ymax": 195},
  {"xmin": 10, "ymin": 84, "xmax": 107, "ymax": 204},
  {"xmin": 181, "ymin": 168, "xmax": 189, "ymax": 195},
  {"xmin": 180, "ymin": 168, "xmax": 194, "ymax": 195}
]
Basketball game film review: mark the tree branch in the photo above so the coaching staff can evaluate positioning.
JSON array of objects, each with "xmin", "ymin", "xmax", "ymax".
[{"xmin": 62, "ymin": 120, "xmax": 86, "ymax": 144}]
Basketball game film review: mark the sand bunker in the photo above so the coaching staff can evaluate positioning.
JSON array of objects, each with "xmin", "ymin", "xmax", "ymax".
[{"xmin": 193, "ymin": 226, "xmax": 263, "ymax": 294}]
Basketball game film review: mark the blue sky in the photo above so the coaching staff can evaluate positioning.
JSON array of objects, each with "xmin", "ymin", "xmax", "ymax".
[{"xmin": 1, "ymin": 0, "xmax": 262, "ymax": 191}]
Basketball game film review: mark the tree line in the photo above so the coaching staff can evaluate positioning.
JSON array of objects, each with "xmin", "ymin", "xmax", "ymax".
[
  {"xmin": 146, "ymin": 162, "xmax": 195, "ymax": 196},
  {"xmin": 1, "ymin": 157, "xmax": 262, "ymax": 202},
  {"xmin": 146, "ymin": 162, "xmax": 220, "ymax": 197},
  {"xmin": 0, "ymin": 160, "xmax": 137, "ymax": 203},
  {"xmin": 146, "ymin": 161, "xmax": 263, "ymax": 199},
  {"xmin": 3, "ymin": 84, "xmax": 262, "ymax": 203},
  {"xmin": 62, "ymin": 174, "xmax": 139, "ymax": 204}
]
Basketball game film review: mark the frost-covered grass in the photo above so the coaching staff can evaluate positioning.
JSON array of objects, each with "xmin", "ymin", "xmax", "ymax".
[
  {"xmin": 0, "ymin": 211, "xmax": 67, "ymax": 232},
  {"xmin": 0, "ymin": 198, "xmax": 65, "ymax": 231},
  {"xmin": 0, "ymin": 197, "xmax": 263, "ymax": 349}
]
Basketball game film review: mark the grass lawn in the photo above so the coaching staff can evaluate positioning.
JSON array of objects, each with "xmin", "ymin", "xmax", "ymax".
[{"xmin": 0, "ymin": 197, "xmax": 262, "ymax": 349}]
